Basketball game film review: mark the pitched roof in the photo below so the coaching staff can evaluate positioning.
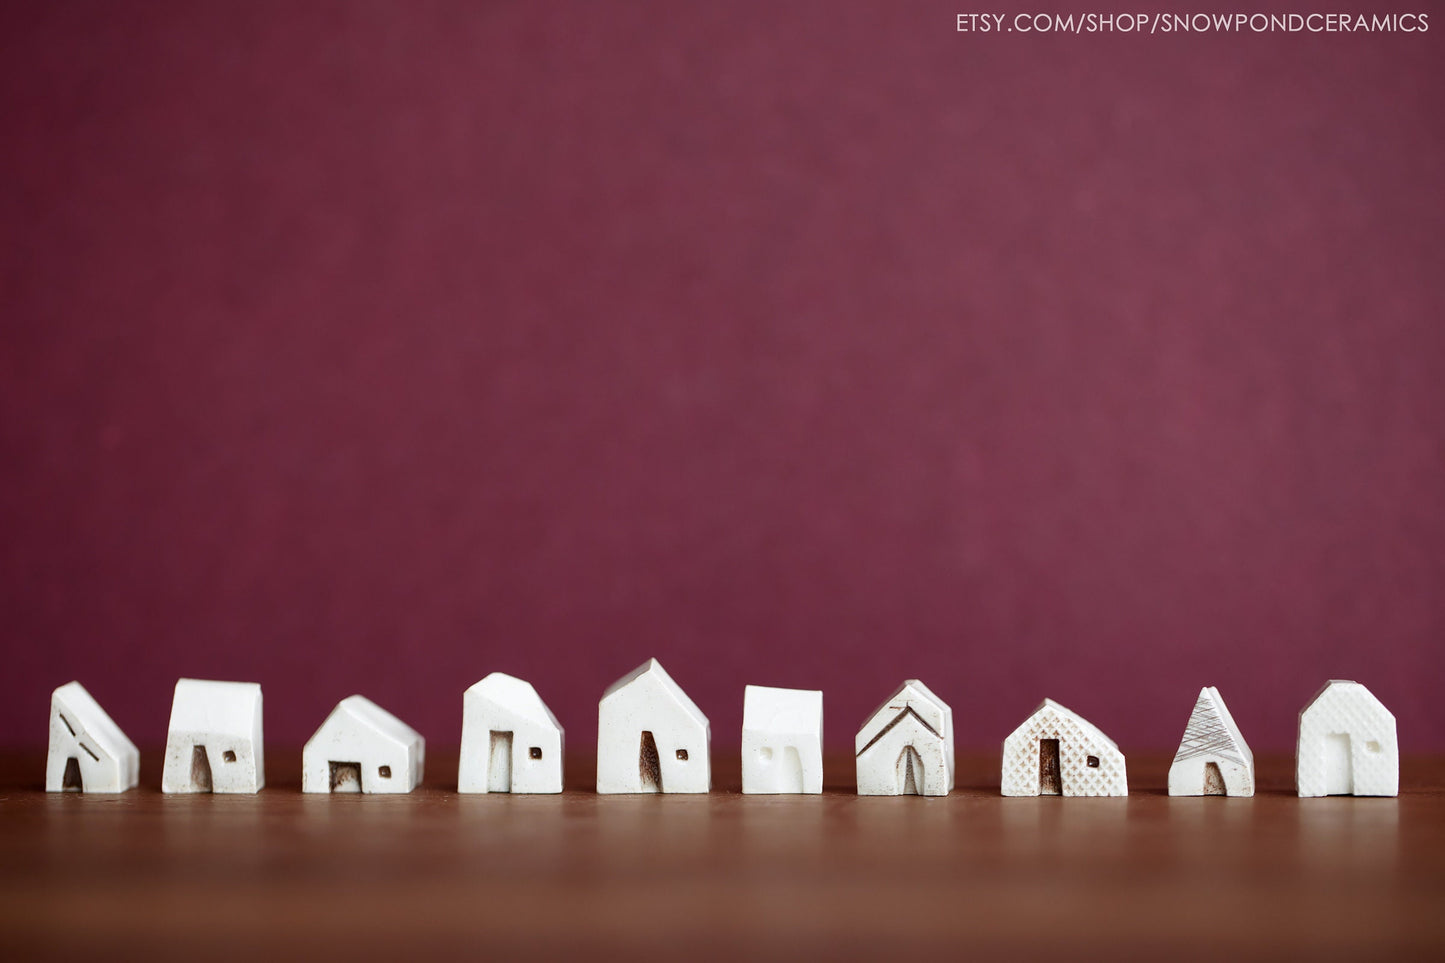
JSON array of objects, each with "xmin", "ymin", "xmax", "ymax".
[
  {"xmin": 1005, "ymin": 698, "xmax": 1119, "ymax": 751},
  {"xmin": 1172, "ymin": 686, "xmax": 1252, "ymax": 767},
  {"xmin": 600, "ymin": 658, "xmax": 708, "ymax": 729},
  {"xmin": 466, "ymin": 672, "xmax": 562, "ymax": 732},
  {"xmin": 52, "ymin": 681, "xmax": 137, "ymax": 763},
  {"xmin": 324, "ymin": 695, "xmax": 423, "ymax": 749},
  {"xmin": 855, "ymin": 680, "xmax": 950, "ymax": 754}
]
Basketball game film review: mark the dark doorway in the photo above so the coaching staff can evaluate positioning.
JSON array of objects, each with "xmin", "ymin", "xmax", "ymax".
[
  {"xmin": 329, "ymin": 761, "xmax": 362, "ymax": 792},
  {"xmin": 190, "ymin": 745, "xmax": 213, "ymax": 792},
  {"xmin": 62, "ymin": 756, "xmax": 83, "ymax": 792},
  {"xmin": 1039, "ymin": 739, "xmax": 1062, "ymax": 795},
  {"xmin": 639, "ymin": 730, "xmax": 662, "ymax": 792},
  {"xmin": 897, "ymin": 745, "xmax": 924, "ymax": 795},
  {"xmin": 1203, "ymin": 762, "xmax": 1226, "ymax": 795},
  {"xmin": 489, "ymin": 731, "xmax": 514, "ymax": 792}
]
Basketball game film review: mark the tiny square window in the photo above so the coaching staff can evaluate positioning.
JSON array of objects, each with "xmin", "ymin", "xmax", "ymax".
[
  {"xmin": 222, "ymin": 750, "xmax": 237, "ymax": 763},
  {"xmin": 378, "ymin": 765, "xmax": 392, "ymax": 779},
  {"xmin": 1086, "ymin": 755, "xmax": 1100, "ymax": 768},
  {"xmin": 1366, "ymin": 740, "xmax": 1381, "ymax": 753},
  {"xmin": 759, "ymin": 747, "xmax": 773, "ymax": 762},
  {"xmin": 676, "ymin": 749, "xmax": 688, "ymax": 762},
  {"xmin": 530, "ymin": 746, "xmax": 543, "ymax": 760}
]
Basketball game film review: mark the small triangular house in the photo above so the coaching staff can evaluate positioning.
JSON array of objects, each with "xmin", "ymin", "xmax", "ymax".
[
  {"xmin": 46, "ymin": 681, "xmax": 139, "ymax": 793},
  {"xmin": 742, "ymin": 685, "xmax": 823, "ymax": 794},
  {"xmin": 303, "ymin": 695, "xmax": 425, "ymax": 794},
  {"xmin": 1297, "ymin": 680, "xmax": 1398, "ymax": 798},
  {"xmin": 161, "ymin": 678, "xmax": 264, "ymax": 794},
  {"xmin": 1168, "ymin": 686, "xmax": 1254, "ymax": 796},
  {"xmin": 597, "ymin": 659, "xmax": 710, "ymax": 794},
  {"xmin": 1001, "ymin": 698, "xmax": 1127, "ymax": 797},
  {"xmin": 459, "ymin": 672, "xmax": 564, "ymax": 794},
  {"xmin": 854, "ymin": 680, "xmax": 954, "ymax": 796}
]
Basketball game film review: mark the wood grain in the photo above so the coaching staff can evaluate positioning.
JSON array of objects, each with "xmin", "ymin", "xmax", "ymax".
[{"xmin": 2, "ymin": 750, "xmax": 1441, "ymax": 960}]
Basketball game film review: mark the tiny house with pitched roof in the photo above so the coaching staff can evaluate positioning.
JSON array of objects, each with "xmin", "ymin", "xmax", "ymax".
[
  {"xmin": 459, "ymin": 672, "xmax": 564, "ymax": 794},
  {"xmin": 597, "ymin": 659, "xmax": 710, "ymax": 794}
]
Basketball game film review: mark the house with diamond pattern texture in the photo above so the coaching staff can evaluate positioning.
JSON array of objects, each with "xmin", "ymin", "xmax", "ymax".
[
  {"xmin": 1001, "ymin": 698, "xmax": 1127, "ymax": 797},
  {"xmin": 1296, "ymin": 680, "xmax": 1398, "ymax": 797}
]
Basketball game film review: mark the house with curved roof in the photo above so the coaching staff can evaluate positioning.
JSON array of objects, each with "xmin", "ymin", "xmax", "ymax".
[{"xmin": 161, "ymin": 678, "xmax": 264, "ymax": 794}]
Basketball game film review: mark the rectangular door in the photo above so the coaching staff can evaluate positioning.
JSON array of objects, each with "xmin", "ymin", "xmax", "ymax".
[
  {"xmin": 489, "ymin": 731, "xmax": 514, "ymax": 792},
  {"xmin": 1039, "ymin": 739, "xmax": 1062, "ymax": 794}
]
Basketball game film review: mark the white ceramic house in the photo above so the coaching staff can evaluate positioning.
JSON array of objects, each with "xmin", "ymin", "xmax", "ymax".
[
  {"xmin": 1001, "ymin": 698, "xmax": 1127, "ymax": 797},
  {"xmin": 459, "ymin": 672, "xmax": 564, "ymax": 794},
  {"xmin": 855, "ymin": 680, "xmax": 954, "ymax": 796},
  {"xmin": 302, "ymin": 695, "xmax": 425, "ymax": 794},
  {"xmin": 1297, "ymin": 680, "xmax": 1398, "ymax": 797},
  {"xmin": 46, "ymin": 681, "xmax": 139, "ymax": 793},
  {"xmin": 161, "ymin": 679, "xmax": 265, "ymax": 794},
  {"xmin": 1168, "ymin": 686, "xmax": 1254, "ymax": 797},
  {"xmin": 597, "ymin": 659, "xmax": 710, "ymax": 794},
  {"xmin": 741, "ymin": 685, "xmax": 823, "ymax": 794}
]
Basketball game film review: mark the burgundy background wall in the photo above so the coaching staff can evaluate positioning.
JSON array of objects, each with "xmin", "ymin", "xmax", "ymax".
[{"xmin": 3, "ymin": 2, "xmax": 1442, "ymax": 754}]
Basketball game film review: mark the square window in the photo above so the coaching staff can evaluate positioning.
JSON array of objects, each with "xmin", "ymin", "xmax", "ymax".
[
  {"xmin": 759, "ymin": 747, "xmax": 773, "ymax": 762},
  {"xmin": 1086, "ymin": 755, "xmax": 1100, "ymax": 768},
  {"xmin": 378, "ymin": 765, "xmax": 392, "ymax": 779},
  {"xmin": 676, "ymin": 749, "xmax": 688, "ymax": 762},
  {"xmin": 530, "ymin": 747, "xmax": 543, "ymax": 760},
  {"xmin": 222, "ymin": 750, "xmax": 237, "ymax": 763},
  {"xmin": 1366, "ymin": 740, "xmax": 1381, "ymax": 753}
]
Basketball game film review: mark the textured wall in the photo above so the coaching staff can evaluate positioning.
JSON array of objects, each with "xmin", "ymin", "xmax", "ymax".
[{"xmin": 3, "ymin": 2, "xmax": 1442, "ymax": 753}]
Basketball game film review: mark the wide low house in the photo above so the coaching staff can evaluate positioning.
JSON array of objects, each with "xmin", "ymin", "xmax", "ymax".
[
  {"xmin": 302, "ymin": 695, "xmax": 425, "ymax": 794},
  {"xmin": 1001, "ymin": 698, "xmax": 1127, "ymax": 797}
]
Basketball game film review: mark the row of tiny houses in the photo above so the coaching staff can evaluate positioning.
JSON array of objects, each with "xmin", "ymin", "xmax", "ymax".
[{"xmin": 46, "ymin": 661, "xmax": 1399, "ymax": 798}]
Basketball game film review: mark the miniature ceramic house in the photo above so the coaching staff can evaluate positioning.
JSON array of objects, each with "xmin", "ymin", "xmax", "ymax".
[
  {"xmin": 161, "ymin": 679, "xmax": 264, "ymax": 794},
  {"xmin": 459, "ymin": 672, "xmax": 564, "ymax": 794},
  {"xmin": 1161, "ymin": 682, "xmax": 1254, "ymax": 792},
  {"xmin": 1168, "ymin": 686, "xmax": 1254, "ymax": 797},
  {"xmin": 597, "ymin": 659, "xmax": 710, "ymax": 794},
  {"xmin": 855, "ymin": 680, "xmax": 954, "ymax": 796},
  {"xmin": 302, "ymin": 695, "xmax": 425, "ymax": 794},
  {"xmin": 1296, "ymin": 680, "xmax": 1398, "ymax": 797},
  {"xmin": 46, "ymin": 681, "xmax": 139, "ymax": 793},
  {"xmin": 741, "ymin": 685, "xmax": 823, "ymax": 794},
  {"xmin": 1001, "ymin": 698, "xmax": 1127, "ymax": 797}
]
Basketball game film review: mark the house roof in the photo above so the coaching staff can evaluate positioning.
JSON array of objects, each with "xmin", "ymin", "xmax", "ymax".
[
  {"xmin": 1173, "ymin": 685, "xmax": 1252, "ymax": 766},
  {"xmin": 854, "ymin": 680, "xmax": 950, "ymax": 755},
  {"xmin": 743, "ymin": 685, "xmax": 822, "ymax": 736},
  {"xmin": 1005, "ymin": 698, "xmax": 1119, "ymax": 751},
  {"xmin": 167, "ymin": 678, "xmax": 262, "ymax": 739},
  {"xmin": 600, "ymin": 658, "xmax": 708, "ymax": 729},
  {"xmin": 52, "ymin": 681, "xmax": 137, "ymax": 763},
  {"xmin": 1299, "ymin": 680, "xmax": 1394, "ymax": 725},
  {"xmin": 465, "ymin": 672, "xmax": 562, "ymax": 732},
  {"xmin": 320, "ymin": 695, "xmax": 423, "ymax": 749}
]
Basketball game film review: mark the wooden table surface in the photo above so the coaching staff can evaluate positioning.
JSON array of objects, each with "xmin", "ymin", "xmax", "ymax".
[{"xmin": 2, "ymin": 749, "xmax": 1441, "ymax": 961}]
